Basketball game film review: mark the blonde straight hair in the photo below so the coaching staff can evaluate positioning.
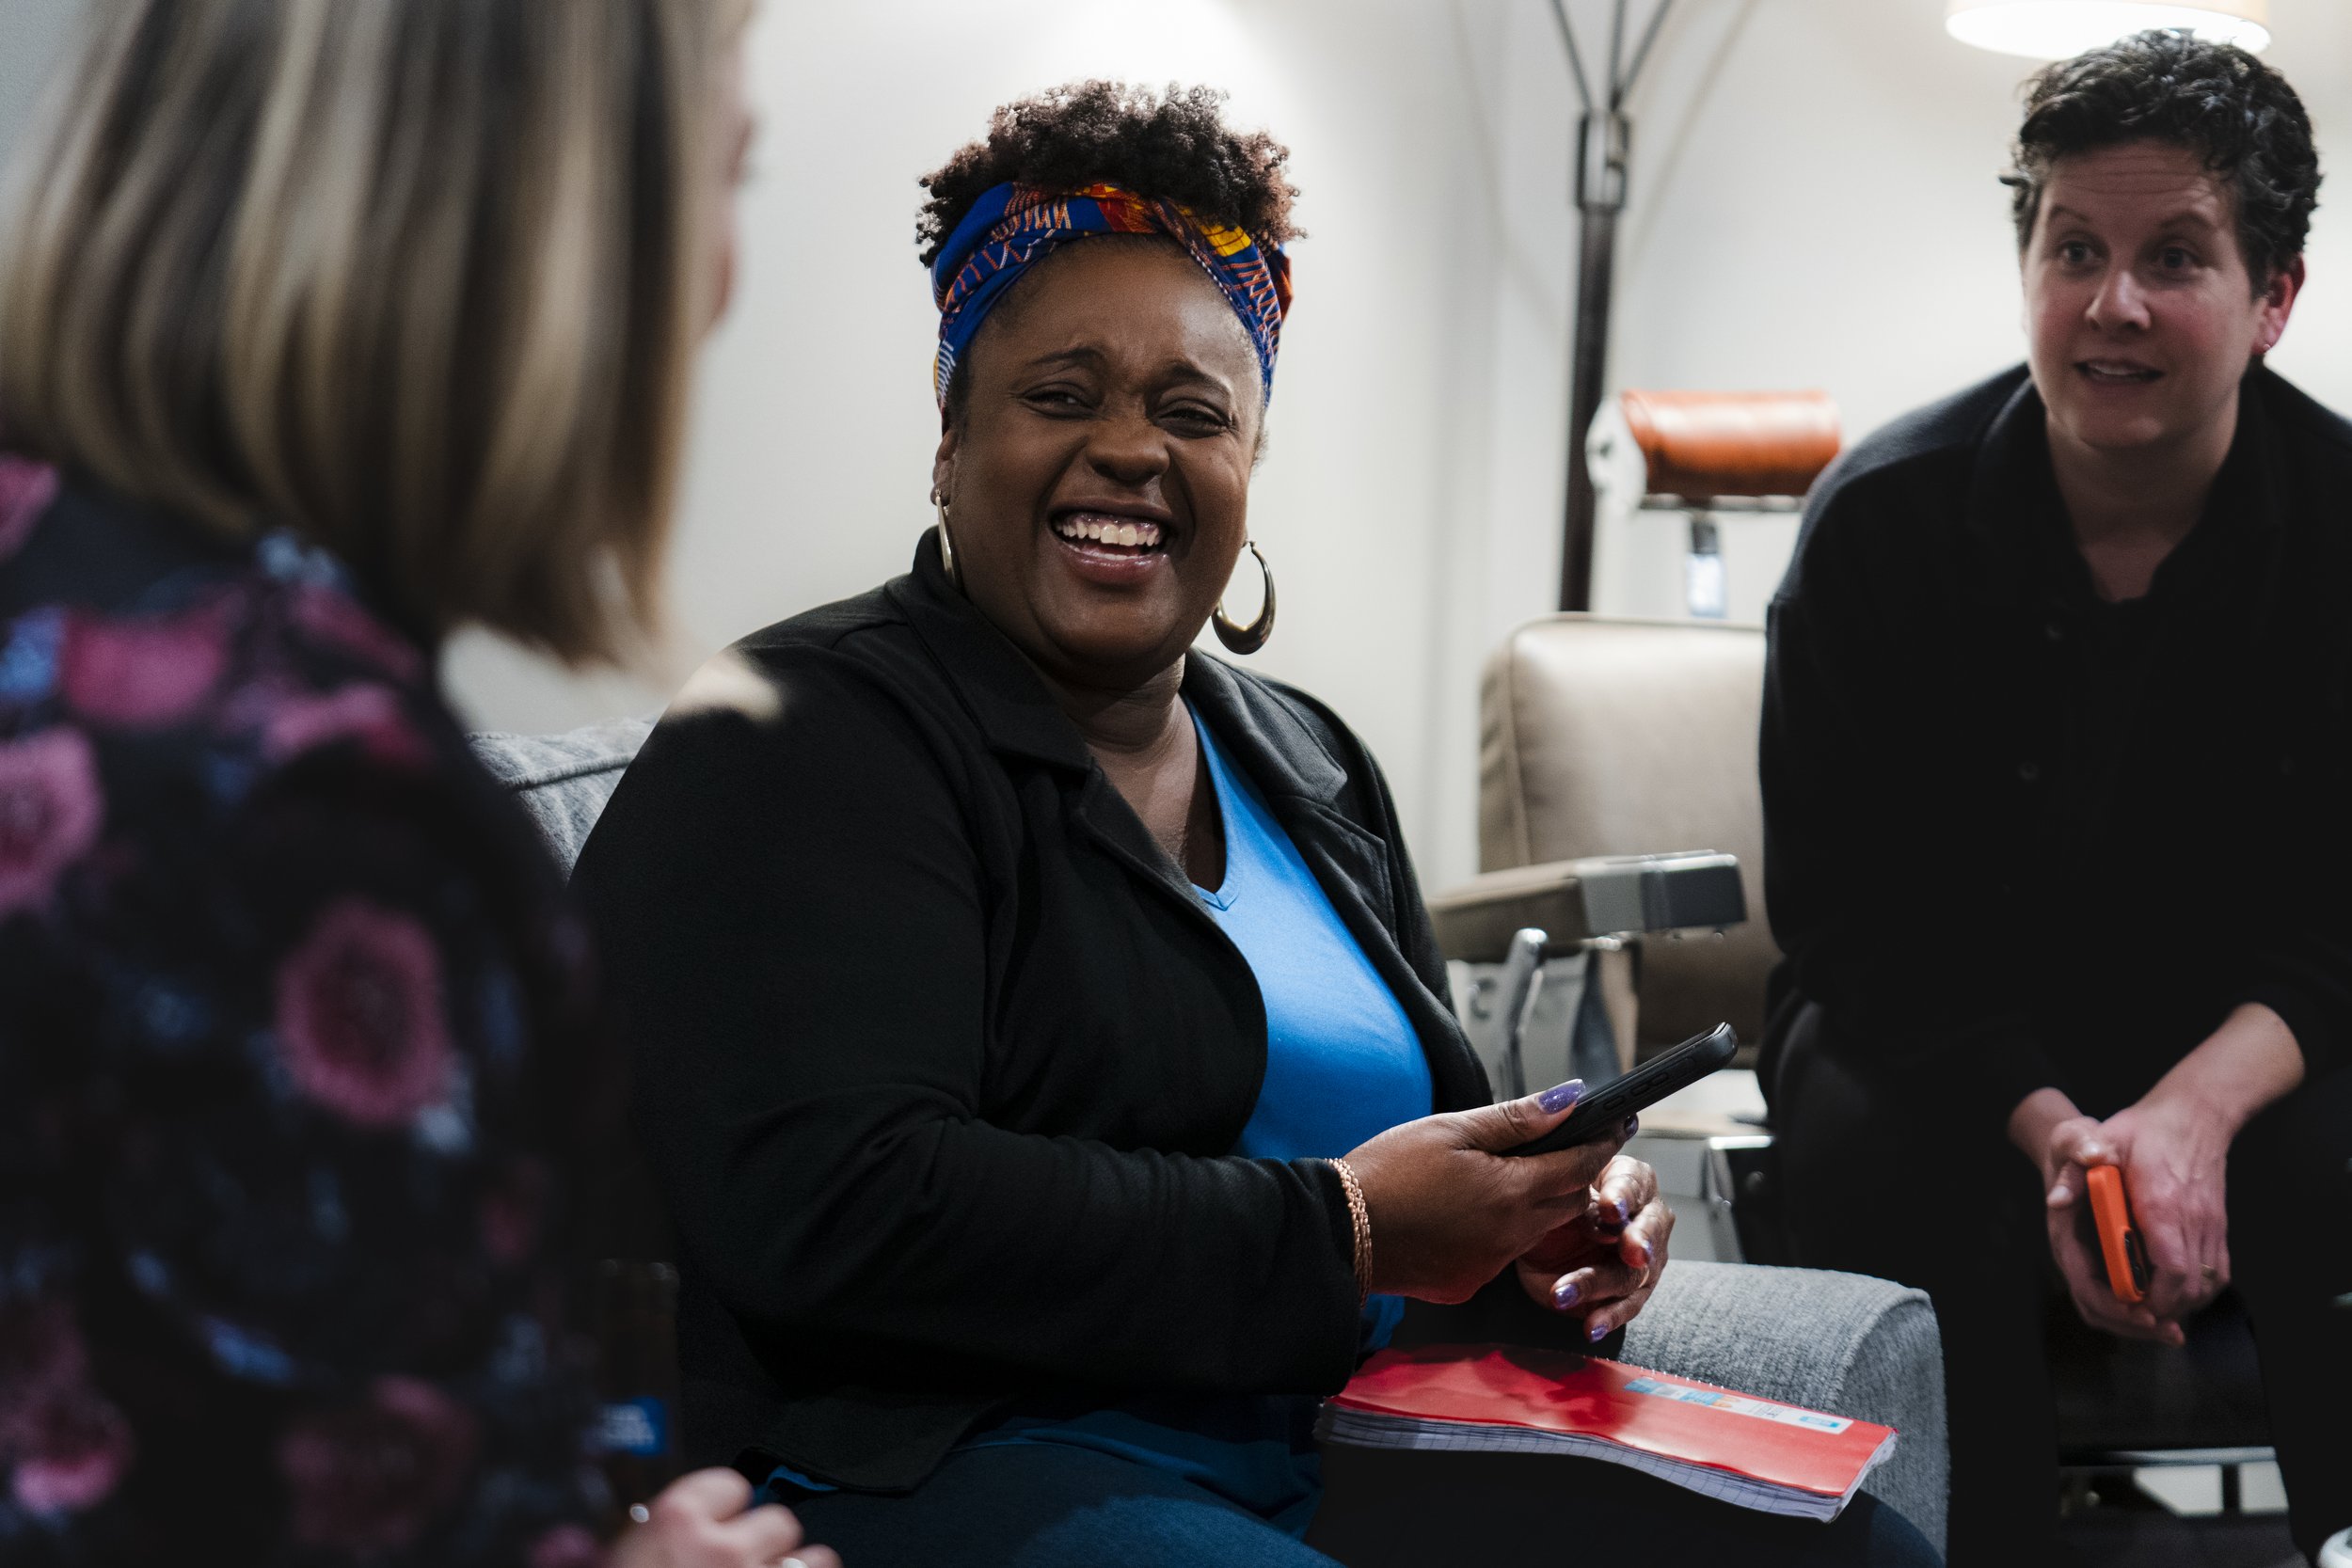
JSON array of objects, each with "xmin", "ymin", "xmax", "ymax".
[{"xmin": 0, "ymin": 0, "xmax": 746, "ymax": 662}]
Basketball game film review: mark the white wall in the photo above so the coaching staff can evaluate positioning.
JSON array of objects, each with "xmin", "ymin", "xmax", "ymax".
[{"xmin": 8, "ymin": 0, "xmax": 2352, "ymax": 891}]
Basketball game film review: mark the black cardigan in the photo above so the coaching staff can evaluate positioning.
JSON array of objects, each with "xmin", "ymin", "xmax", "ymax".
[
  {"xmin": 1761, "ymin": 364, "xmax": 2352, "ymax": 1135},
  {"xmin": 570, "ymin": 532, "xmax": 1489, "ymax": 1493}
]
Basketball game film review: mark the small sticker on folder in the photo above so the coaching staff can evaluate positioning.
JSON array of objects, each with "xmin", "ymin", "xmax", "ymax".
[{"xmin": 1624, "ymin": 1377, "xmax": 1852, "ymax": 1433}]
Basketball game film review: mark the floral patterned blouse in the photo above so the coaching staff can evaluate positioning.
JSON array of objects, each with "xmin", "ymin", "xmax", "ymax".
[{"xmin": 0, "ymin": 463, "xmax": 622, "ymax": 1565}]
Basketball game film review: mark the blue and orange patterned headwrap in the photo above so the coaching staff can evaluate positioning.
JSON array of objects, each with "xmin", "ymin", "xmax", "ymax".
[{"xmin": 930, "ymin": 182, "xmax": 1294, "ymax": 409}]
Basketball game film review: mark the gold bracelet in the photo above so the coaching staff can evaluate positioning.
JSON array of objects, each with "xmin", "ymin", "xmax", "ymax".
[{"xmin": 1330, "ymin": 1157, "xmax": 1374, "ymax": 1306}]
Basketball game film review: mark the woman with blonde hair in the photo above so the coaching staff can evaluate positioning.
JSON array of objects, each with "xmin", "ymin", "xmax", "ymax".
[{"xmin": 0, "ymin": 4, "xmax": 834, "ymax": 1564}]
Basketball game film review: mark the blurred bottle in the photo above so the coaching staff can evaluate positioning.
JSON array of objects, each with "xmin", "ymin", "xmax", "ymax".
[{"xmin": 594, "ymin": 1259, "xmax": 682, "ymax": 1513}]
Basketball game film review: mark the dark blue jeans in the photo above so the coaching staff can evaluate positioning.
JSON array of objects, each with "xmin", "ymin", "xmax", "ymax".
[{"xmin": 783, "ymin": 1441, "xmax": 1943, "ymax": 1567}]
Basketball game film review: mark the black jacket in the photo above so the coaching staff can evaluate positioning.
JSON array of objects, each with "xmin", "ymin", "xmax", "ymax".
[
  {"xmin": 569, "ymin": 532, "xmax": 1488, "ymax": 1492},
  {"xmin": 1760, "ymin": 364, "xmax": 2352, "ymax": 1134}
]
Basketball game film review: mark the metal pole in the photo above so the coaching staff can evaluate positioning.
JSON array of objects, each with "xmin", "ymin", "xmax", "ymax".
[
  {"xmin": 1554, "ymin": 0, "xmax": 1672, "ymax": 613},
  {"xmin": 1546, "ymin": 0, "xmax": 1596, "ymax": 111},
  {"xmin": 1562, "ymin": 106, "xmax": 1629, "ymax": 613},
  {"xmin": 1606, "ymin": 0, "xmax": 1628, "ymax": 103}
]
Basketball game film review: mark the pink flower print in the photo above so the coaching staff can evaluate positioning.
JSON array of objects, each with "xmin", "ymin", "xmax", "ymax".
[
  {"xmin": 529, "ymin": 1524, "xmax": 605, "ymax": 1568},
  {"xmin": 276, "ymin": 899, "xmax": 453, "ymax": 1128},
  {"xmin": 278, "ymin": 1377, "xmax": 480, "ymax": 1555},
  {"xmin": 60, "ymin": 592, "xmax": 240, "ymax": 728},
  {"xmin": 0, "ymin": 456, "xmax": 57, "ymax": 562},
  {"xmin": 10, "ymin": 1390, "xmax": 135, "ymax": 1516},
  {"xmin": 262, "ymin": 683, "xmax": 431, "ymax": 771},
  {"xmin": 0, "ymin": 726, "xmax": 103, "ymax": 920},
  {"xmin": 290, "ymin": 584, "xmax": 422, "ymax": 684},
  {"xmin": 0, "ymin": 1298, "xmax": 135, "ymax": 1517}
]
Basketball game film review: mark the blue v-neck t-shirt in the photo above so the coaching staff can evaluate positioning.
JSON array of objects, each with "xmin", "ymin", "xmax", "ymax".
[{"xmin": 1191, "ymin": 709, "xmax": 1436, "ymax": 1168}]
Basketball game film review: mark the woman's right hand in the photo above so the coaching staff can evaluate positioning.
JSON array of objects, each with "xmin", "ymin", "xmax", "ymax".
[
  {"xmin": 609, "ymin": 1468, "xmax": 841, "ymax": 1568},
  {"xmin": 1343, "ymin": 1081, "xmax": 1628, "ymax": 1304}
]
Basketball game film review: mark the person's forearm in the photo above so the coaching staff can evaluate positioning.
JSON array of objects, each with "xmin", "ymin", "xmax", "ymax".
[
  {"xmin": 2008, "ymin": 1085, "xmax": 2080, "ymax": 1168},
  {"xmin": 2007, "ymin": 1005, "xmax": 2303, "ymax": 1167},
  {"xmin": 673, "ymin": 1106, "xmax": 1365, "ymax": 1396},
  {"xmin": 2140, "ymin": 1002, "xmax": 2304, "ymax": 1136}
]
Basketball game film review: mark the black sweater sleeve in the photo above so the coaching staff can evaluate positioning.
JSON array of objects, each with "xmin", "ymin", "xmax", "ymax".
[
  {"xmin": 1762, "ymin": 484, "xmax": 2062, "ymax": 1132},
  {"xmin": 571, "ymin": 651, "xmax": 1362, "ymax": 1401},
  {"xmin": 2238, "ymin": 750, "xmax": 2352, "ymax": 1075}
]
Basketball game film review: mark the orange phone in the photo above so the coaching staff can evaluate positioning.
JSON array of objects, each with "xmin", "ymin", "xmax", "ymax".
[{"xmin": 2086, "ymin": 1164, "xmax": 2151, "ymax": 1305}]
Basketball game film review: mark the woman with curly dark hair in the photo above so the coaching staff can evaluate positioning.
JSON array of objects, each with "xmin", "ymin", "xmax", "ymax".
[
  {"xmin": 1762, "ymin": 31, "xmax": 2350, "ymax": 1563},
  {"xmin": 573, "ymin": 82, "xmax": 1936, "ymax": 1566}
]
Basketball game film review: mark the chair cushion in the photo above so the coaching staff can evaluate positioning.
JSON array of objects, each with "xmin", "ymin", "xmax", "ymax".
[
  {"xmin": 1387, "ymin": 1259, "xmax": 1947, "ymax": 1552},
  {"xmin": 469, "ymin": 716, "xmax": 654, "ymax": 875},
  {"xmin": 1619, "ymin": 388, "xmax": 1842, "ymax": 500},
  {"xmin": 1479, "ymin": 616, "xmax": 1775, "ymax": 1047}
]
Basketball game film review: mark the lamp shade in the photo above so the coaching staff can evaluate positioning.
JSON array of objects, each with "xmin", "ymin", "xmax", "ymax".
[{"xmin": 1946, "ymin": 0, "xmax": 2269, "ymax": 59}]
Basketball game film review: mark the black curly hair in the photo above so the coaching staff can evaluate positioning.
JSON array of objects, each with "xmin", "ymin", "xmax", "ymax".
[
  {"xmin": 2005, "ymin": 29, "xmax": 2319, "ymax": 288},
  {"xmin": 917, "ymin": 82, "xmax": 1299, "ymax": 424},
  {"xmin": 917, "ymin": 81, "xmax": 1299, "ymax": 269}
]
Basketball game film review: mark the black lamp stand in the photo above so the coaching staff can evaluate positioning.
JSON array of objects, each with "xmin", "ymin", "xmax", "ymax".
[{"xmin": 1550, "ymin": 0, "xmax": 1675, "ymax": 611}]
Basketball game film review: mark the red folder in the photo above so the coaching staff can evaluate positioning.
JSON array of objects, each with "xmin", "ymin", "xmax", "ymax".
[{"xmin": 1321, "ymin": 1343, "xmax": 1897, "ymax": 1521}]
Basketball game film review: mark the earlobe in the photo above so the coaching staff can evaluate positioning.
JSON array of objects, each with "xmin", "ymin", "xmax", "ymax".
[
  {"xmin": 932, "ymin": 429, "xmax": 958, "ymax": 497},
  {"xmin": 2250, "ymin": 258, "xmax": 2302, "ymax": 357}
]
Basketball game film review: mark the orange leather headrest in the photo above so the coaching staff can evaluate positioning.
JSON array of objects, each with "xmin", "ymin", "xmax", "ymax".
[{"xmin": 1618, "ymin": 389, "xmax": 1841, "ymax": 500}]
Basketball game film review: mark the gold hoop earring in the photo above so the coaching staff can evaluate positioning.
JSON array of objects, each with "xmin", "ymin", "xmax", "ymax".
[
  {"xmin": 1212, "ymin": 540, "xmax": 1276, "ymax": 656},
  {"xmin": 932, "ymin": 495, "xmax": 961, "ymax": 586}
]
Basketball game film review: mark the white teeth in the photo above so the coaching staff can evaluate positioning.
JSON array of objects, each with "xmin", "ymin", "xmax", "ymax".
[{"xmin": 1054, "ymin": 515, "xmax": 1163, "ymax": 548}]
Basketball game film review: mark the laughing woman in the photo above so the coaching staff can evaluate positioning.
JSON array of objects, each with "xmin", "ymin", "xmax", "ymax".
[{"xmin": 572, "ymin": 83, "xmax": 1935, "ymax": 1567}]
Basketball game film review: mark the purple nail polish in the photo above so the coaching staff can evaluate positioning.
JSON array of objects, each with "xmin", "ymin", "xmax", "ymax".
[
  {"xmin": 1622, "ymin": 1115, "xmax": 1640, "ymax": 1137},
  {"xmin": 1538, "ymin": 1079, "xmax": 1584, "ymax": 1114},
  {"xmin": 1553, "ymin": 1279, "xmax": 1581, "ymax": 1310},
  {"xmin": 1587, "ymin": 1320, "xmax": 1610, "ymax": 1343}
]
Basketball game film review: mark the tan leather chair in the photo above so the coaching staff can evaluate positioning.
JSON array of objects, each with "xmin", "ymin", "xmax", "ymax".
[{"xmin": 1474, "ymin": 615, "xmax": 1772, "ymax": 1053}]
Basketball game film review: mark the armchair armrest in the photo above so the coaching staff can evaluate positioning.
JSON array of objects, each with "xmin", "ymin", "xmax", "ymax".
[
  {"xmin": 1365, "ymin": 1259, "xmax": 1947, "ymax": 1553},
  {"xmin": 1428, "ymin": 851, "xmax": 1746, "ymax": 963},
  {"xmin": 1623, "ymin": 1260, "xmax": 1948, "ymax": 1555}
]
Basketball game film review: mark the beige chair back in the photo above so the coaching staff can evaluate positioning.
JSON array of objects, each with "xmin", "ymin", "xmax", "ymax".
[{"xmin": 1478, "ymin": 616, "xmax": 1774, "ymax": 1050}]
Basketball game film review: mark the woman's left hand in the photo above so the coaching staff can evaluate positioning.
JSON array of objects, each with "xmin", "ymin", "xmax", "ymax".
[{"xmin": 1514, "ymin": 1154, "xmax": 1672, "ymax": 1339}]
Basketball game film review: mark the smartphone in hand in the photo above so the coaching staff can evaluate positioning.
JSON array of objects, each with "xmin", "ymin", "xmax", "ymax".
[
  {"xmin": 1505, "ymin": 1023, "xmax": 1739, "ymax": 1158},
  {"xmin": 2087, "ymin": 1164, "xmax": 2152, "ymax": 1304}
]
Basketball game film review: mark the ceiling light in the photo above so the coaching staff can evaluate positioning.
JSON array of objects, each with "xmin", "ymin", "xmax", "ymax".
[{"xmin": 1946, "ymin": 1, "xmax": 2269, "ymax": 60}]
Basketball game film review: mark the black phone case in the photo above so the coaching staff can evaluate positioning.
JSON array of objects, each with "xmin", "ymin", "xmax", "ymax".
[{"xmin": 1503, "ymin": 1023, "xmax": 1739, "ymax": 1157}]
